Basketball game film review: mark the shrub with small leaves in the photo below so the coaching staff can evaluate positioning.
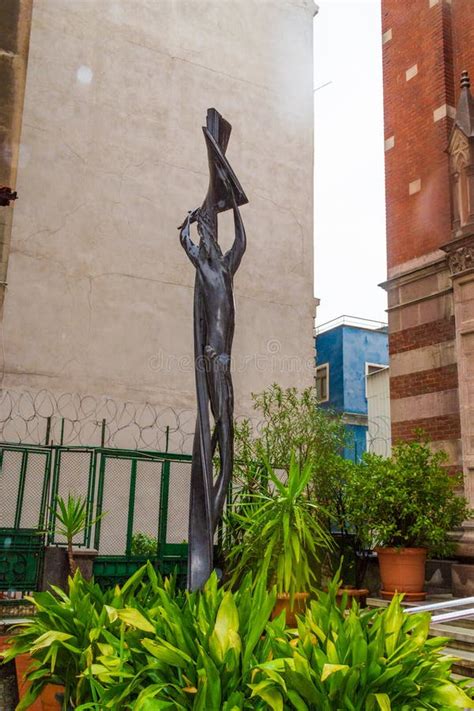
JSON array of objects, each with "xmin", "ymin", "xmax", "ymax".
[
  {"xmin": 345, "ymin": 438, "xmax": 472, "ymax": 556},
  {"xmin": 130, "ymin": 532, "xmax": 158, "ymax": 557}
]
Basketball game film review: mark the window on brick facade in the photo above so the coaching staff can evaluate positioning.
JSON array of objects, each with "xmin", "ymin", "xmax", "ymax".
[{"xmin": 316, "ymin": 363, "xmax": 329, "ymax": 403}]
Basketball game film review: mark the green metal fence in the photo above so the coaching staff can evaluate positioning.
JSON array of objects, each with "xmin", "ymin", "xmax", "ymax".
[{"xmin": 0, "ymin": 442, "xmax": 192, "ymax": 591}]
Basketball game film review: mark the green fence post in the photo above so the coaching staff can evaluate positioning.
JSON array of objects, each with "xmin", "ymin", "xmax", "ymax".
[
  {"xmin": 38, "ymin": 449, "xmax": 52, "ymax": 530},
  {"xmin": 125, "ymin": 458, "xmax": 138, "ymax": 557},
  {"xmin": 158, "ymin": 460, "xmax": 170, "ymax": 567},
  {"xmin": 14, "ymin": 450, "xmax": 28, "ymax": 529},
  {"xmin": 48, "ymin": 449, "xmax": 61, "ymax": 544},
  {"xmin": 85, "ymin": 450, "xmax": 97, "ymax": 548},
  {"xmin": 94, "ymin": 453, "xmax": 106, "ymax": 551},
  {"xmin": 101, "ymin": 419, "xmax": 106, "ymax": 448},
  {"xmin": 45, "ymin": 416, "xmax": 51, "ymax": 446}
]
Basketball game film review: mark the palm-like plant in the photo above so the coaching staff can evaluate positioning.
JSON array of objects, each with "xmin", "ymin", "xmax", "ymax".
[
  {"xmin": 227, "ymin": 453, "xmax": 333, "ymax": 603},
  {"xmin": 53, "ymin": 494, "xmax": 105, "ymax": 574}
]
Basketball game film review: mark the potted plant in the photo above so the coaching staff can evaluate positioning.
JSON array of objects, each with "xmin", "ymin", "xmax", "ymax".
[
  {"xmin": 316, "ymin": 453, "xmax": 371, "ymax": 606},
  {"xmin": 226, "ymin": 453, "xmax": 333, "ymax": 625},
  {"xmin": 41, "ymin": 494, "xmax": 105, "ymax": 594},
  {"xmin": 15, "ymin": 495, "xmax": 105, "ymax": 710},
  {"xmin": 345, "ymin": 439, "xmax": 471, "ymax": 600},
  {"xmin": 53, "ymin": 494, "xmax": 105, "ymax": 577},
  {"xmin": 232, "ymin": 384, "xmax": 362, "ymax": 595}
]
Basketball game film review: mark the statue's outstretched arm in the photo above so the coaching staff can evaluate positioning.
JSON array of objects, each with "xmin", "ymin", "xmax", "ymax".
[
  {"xmin": 225, "ymin": 189, "xmax": 246, "ymax": 275},
  {"xmin": 178, "ymin": 210, "xmax": 199, "ymax": 265}
]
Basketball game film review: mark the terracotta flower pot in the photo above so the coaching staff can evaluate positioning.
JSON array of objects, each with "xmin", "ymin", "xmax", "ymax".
[
  {"xmin": 376, "ymin": 547, "xmax": 427, "ymax": 600},
  {"xmin": 40, "ymin": 683, "xmax": 64, "ymax": 710},
  {"xmin": 15, "ymin": 652, "xmax": 64, "ymax": 710},
  {"xmin": 336, "ymin": 587, "xmax": 369, "ymax": 609},
  {"xmin": 15, "ymin": 653, "xmax": 42, "ymax": 711},
  {"xmin": 271, "ymin": 592, "xmax": 309, "ymax": 626}
]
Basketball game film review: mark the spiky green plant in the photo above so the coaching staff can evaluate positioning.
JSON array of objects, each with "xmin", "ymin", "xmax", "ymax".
[
  {"xmin": 227, "ymin": 452, "xmax": 334, "ymax": 603},
  {"xmin": 53, "ymin": 494, "xmax": 105, "ymax": 574}
]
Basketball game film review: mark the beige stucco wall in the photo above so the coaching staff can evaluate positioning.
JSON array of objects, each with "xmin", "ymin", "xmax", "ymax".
[{"xmin": 0, "ymin": 0, "xmax": 316, "ymax": 452}]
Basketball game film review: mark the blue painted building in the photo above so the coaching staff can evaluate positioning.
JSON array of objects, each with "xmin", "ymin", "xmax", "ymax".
[{"xmin": 315, "ymin": 316, "xmax": 389, "ymax": 461}]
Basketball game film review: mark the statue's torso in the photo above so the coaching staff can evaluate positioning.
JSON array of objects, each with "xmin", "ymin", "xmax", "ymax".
[{"xmin": 195, "ymin": 248, "xmax": 235, "ymax": 354}]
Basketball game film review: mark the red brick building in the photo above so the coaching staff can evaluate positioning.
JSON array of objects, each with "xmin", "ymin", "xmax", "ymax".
[{"xmin": 382, "ymin": 0, "xmax": 474, "ymax": 549}]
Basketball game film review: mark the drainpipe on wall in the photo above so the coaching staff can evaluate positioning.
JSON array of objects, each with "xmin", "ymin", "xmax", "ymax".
[{"xmin": 0, "ymin": 0, "xmax": 33, "ymax": 312}]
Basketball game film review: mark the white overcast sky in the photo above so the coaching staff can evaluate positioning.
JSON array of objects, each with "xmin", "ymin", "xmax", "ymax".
[{"xmin": 313, "ymin": 0, "xmax": 387, "ymax": 326}]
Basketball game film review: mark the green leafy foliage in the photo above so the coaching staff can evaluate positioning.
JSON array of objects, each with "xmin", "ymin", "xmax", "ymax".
[
  {"xmin": 130, "ymin": 532, "xmax": 158, "ymax": 557},
  {"xmin": 234, "ymin": 384, "xmax": 347, "ymax": 478},
  {"xmin": 226, "ymin": 453, "xmax": 334, "ymax": 600},
  {"xmin": 256, "ymin": 574, "xmax": 474, "ymax": 710},
  {"xmin": 345, "ymin": 439, "xmax": 472, "ymax": 555},
  {"xmin": 229, "ymin": 384, "xmax": 358, "ymax": 583},
  {"xmin": 2, "ymin": 565, "xmax": 473, "ymax": 710},
  {"xmin": 2, "ymin": 564, "xmax": 281, "ymax": 710},
  {"xmin": 1, "ymin": 572, "xmax": 111, "ymax": 709}
]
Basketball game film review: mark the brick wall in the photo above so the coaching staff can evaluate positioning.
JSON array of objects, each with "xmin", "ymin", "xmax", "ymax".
[
  {"xmin": 452, "ymin": 0, "xmax": 474, "ymax": 88},
  {"xmin": 382, "ymin": 0, "xmax": 474, "ymax": 464},
  {"xmin": 389, "ymin": 316, "xmax": 455, "ymax": 354},
  {"xmin": 392, "ymin": 413, "xmax": 461, "ymax": 443},
  {"xmin": 390, "ymin": 362, "xmax": 458, "ymax": 399},
  {"xmin": 382, "ymin": 0, "xmax": 454, "ymax": 269},
  {"xmin": 383, "ymin": 0, "xmax": 474, "ymax": 271}
]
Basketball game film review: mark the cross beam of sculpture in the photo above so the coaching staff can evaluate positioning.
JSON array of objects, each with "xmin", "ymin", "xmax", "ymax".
[{"xmin": 179, "ymin": 108, "xmax": 248, "ymax": 590}]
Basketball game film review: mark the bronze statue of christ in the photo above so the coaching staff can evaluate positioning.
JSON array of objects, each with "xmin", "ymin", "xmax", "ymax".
[{"xmin": 179, "ymin": 108, "xmax": 248, "ymax": 590}]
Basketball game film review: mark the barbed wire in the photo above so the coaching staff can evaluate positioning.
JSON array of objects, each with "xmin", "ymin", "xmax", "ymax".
[
  {"xmin": 367, "ymin": 415, "xmax": 392, "ymax": 457},
  {"xmin": 0, "ymin": 389, "xmax": 197, "ymax": 453},
  {"xmin": 0, "ymin": 388, "xmax": 392, "ymax": 457}
]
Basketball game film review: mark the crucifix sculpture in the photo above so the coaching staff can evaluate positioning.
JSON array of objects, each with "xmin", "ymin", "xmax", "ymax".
[{"xmin": 179, "ymin": 108, "xmax": 248, "ymax": 590}]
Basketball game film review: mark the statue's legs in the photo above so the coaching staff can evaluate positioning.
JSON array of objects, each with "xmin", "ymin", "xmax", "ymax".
[
  {"xmin": 187, "ymin": 423, "xmax": 213, "ymax": 591},
  {"xmin": 206, "ymin": 351, "xmax": 234, "ymax": 531},
  {"xmin": 188, "ymin": 348, "xmax": 234, "ymax": 589},
  {"xmin": 213, "ymin": 409, "xmax": 233, "ymax": 532}
]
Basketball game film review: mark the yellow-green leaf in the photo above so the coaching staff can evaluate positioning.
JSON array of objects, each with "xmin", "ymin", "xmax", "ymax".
[
  {"xmin": 141, "ymin": 638, "xmax": 192, "ymax": 668},
  {"xmin": 117, "ymin": 607, "xmax": 154, "ymax": 633},
  {"xmin": 30, "ymin": 631, "xmax": 73, "ymax": 652},
  {"xmin": 383, "ymin": 596, "xmax": 404, "ymax": 657},
  {"xmin": 321, "ymin": 663, "xmax": 349, "ymax": 682},
  {"xmin": 429, "ymin": 681, "xmax": 474, "ymax": 708},
  {"xmin": 373, "ymin": 693, "xmax": 391, "ymax": 711},
  {"xmin": 209, "ymin": 591, "xmax": 241, "ymax": 662},
  {"xmin": 251, "ymin": 680, "xmax": 284, "ymax": 711},
  {"xmin": 104, "ymin": 605, "xmax": 118, "ymax": 623}
]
